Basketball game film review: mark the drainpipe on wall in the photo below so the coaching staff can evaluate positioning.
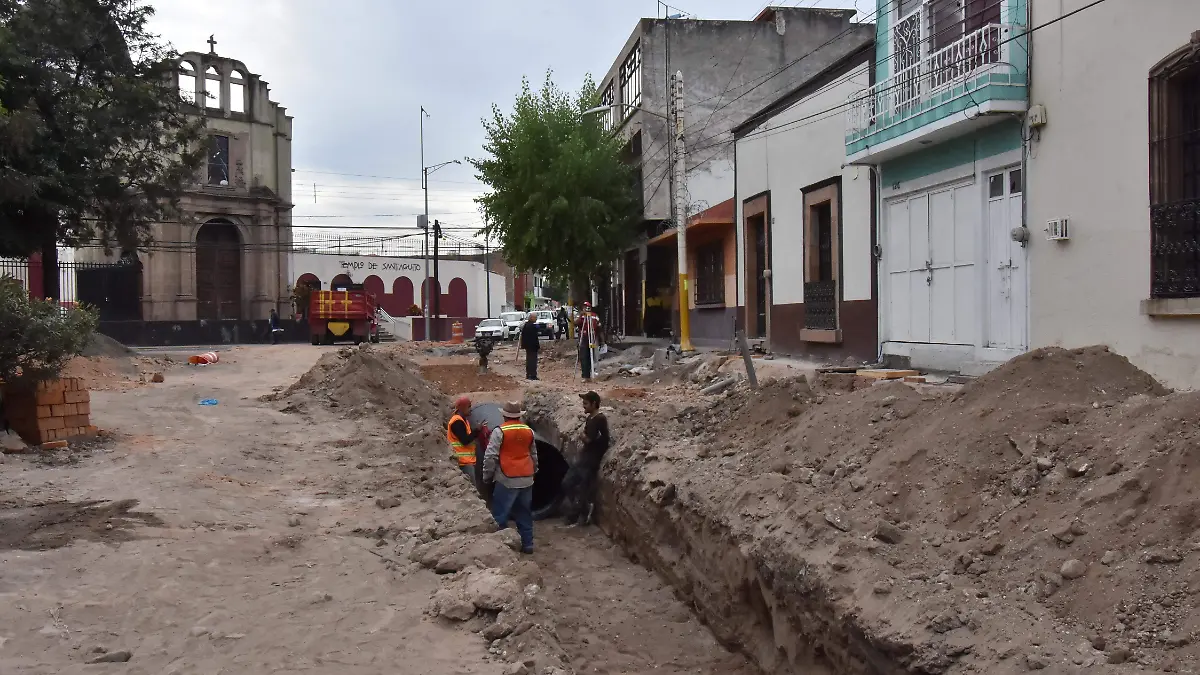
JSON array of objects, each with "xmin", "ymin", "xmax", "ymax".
[{"xmin": 763, "ymin": 269, "xmax": 772, "ymax": 354}]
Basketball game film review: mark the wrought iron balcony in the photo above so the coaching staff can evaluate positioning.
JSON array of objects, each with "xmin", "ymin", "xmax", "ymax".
[{"xmin": 846, "ymin": 22, "xmax": 1027, "ymax": 160}]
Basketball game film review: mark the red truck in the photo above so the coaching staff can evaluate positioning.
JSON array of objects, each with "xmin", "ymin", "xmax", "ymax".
[{"xmin": 308, "ymin": 284, "xmax": 379, "ymax": 345}]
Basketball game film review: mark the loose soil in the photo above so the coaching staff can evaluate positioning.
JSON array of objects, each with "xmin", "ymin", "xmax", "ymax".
[{"xmin": 420, "ymin": 363, "xmax": 518, "ymax": 396}]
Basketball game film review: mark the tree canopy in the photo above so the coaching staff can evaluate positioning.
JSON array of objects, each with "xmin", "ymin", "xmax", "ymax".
[
  {"xmin": 472, "ymin": 72, "xmax": 641, "ymax": 299},
  {"xmin": 0, "ymin": 275, "xmax": 96, "ymax": 384},
  {"xmin": 0, "ymin": 0, "xmax": 204, "ymax": 294}
]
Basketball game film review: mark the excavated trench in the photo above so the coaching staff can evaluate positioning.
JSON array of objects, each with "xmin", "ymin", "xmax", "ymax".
[{"xmin": 519, "ymin": 403, "xmax": 915, "ymax": 675}]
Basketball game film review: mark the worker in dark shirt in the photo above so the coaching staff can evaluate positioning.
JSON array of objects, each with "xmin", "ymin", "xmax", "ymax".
[
  {"xmin": 519, "ymin": 311, "xmax": 540, "ymax": 381},
  {"xmin": 561, "ymin": 390, "xmax": 610, "ymax": 526},
  {"xmin": 447, "ymin": 396, "xmax": 482, "ymax": 483}
]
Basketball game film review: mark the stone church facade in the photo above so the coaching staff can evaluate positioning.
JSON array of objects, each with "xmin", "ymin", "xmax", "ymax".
[{"xmin": 84, "ymin": 45, "xmax": 294, "ymax": 324}]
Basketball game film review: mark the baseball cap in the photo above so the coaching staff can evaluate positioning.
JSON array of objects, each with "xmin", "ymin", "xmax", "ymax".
[{"xmin": 579, "ymin": 391, "xmax": 601, "ymax": 405}]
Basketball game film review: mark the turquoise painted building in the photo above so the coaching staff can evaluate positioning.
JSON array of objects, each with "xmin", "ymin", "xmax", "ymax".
[{"xmin": 846, "ymin": 0, "xmax": 1031, "ymax": 374}]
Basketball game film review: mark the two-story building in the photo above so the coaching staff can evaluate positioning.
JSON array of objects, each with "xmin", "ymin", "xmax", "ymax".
[
  {"xmin": 1026, "ymin": 1, "xmax": 1200, "ymax": 389},
  {"xmin": 598, "ymin": 6, "xmax": 874, "ymax": 343},
  {"xmin": 82, "ymin": 45, "xmax": 294, "ymax": 332},
  {"xmin": 846, "ymin": 0, "xmax": 1029, "ymax": 374}
]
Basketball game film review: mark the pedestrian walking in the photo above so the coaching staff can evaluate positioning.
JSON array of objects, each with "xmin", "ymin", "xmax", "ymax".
[
  {"xmin": 268, "ymin": 308, "xmax": 282, "ymax": 344},
  {"xmin": 519, "ymin": 311, "xmax": 540, "ymax": 380},
  {"xmin": 561, "ymin": 390, "xmax": 610, "ymax": 526},
  {"xmin": 482, "ymin": 401, "xmax": 538, "ymax": 554},
  {"xmin": 446, "ymin": 396, "xmax": 482, "ymax": 484},
  {"xmin": 555, "ymin": 306, "xmax": 569, "ymax": 341}
]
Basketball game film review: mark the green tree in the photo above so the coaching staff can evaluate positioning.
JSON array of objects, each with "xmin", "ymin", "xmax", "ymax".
[
  {"xmin": 0, "ymin": 276, "xmax": 96, "ymax": 384},
  {"xmin": 0, "ymin": 0, "xmax": 205, "ymax": 297},
  {"xmin": 472, "ymin": 72, "xmax": 641, "ymax": 301}
]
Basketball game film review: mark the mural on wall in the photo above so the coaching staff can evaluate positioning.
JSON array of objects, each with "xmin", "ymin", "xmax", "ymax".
[{"xmin": 295, "ymin": 272, "xmax": 468, "ymax": 318}]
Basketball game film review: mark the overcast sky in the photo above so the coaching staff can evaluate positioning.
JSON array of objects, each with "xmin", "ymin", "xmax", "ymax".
[{"xmin": 147, "ymin": 0, "xmax": 872, "ymax": 248}]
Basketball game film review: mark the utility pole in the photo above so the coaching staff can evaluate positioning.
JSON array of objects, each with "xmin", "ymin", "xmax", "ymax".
[
  {"xmin": 433, "ymin": 219, "xmax": 441, "ymax": 335},
  {"xmin": 420, "ymin": 106, "xmax": 431, "ymax": 342},
  {"xmin": 672, "ymin": 70, "xmax": 693, "ymax": 352},
  {"xmin": 484, "ymin": 236, "xmax": 492, "ymax": 318}
]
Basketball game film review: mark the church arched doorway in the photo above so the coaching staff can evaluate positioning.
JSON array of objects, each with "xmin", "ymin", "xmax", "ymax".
[{"xmin": 196, "ymin": 219, "xmax": 242, "ymax": 320}]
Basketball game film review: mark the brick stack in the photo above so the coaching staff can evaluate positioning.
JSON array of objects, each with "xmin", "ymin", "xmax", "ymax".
[{"xmin": 2, "ymin": 377, "xmax": 98, "ymax": 445}]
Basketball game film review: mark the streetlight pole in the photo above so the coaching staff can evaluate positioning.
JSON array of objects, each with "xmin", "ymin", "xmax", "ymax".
[
  {"xmin": 420, "ymin": 107, "xmax": 431, "ymax": 342},
  {"xmin": 671, "ymin": 71, "xmax": 693, "ymax": 352}
]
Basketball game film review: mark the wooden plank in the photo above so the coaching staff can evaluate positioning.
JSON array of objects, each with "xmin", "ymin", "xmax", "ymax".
[{"xmin": 855, "ymin": 368, "xmax": 920, "ymax": 380}]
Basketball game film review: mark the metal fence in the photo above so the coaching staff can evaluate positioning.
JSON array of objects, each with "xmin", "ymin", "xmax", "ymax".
[{"xmin": 0, "ymin": 255, "xmax": 142, "ymax": 320}]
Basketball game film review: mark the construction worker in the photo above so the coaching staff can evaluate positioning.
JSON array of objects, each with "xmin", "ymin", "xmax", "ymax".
[
  {"xmin": 446, "ymin": 396, "xmax": 482, "ymax": 483},
  {"xmin": 561, "ymin": 390, "xmax": 610, "ymax": 526},
  {"xmin": 482, "ymin": 401, "xmax": 538, "ymax": 554},
  {"xmin": 575, "ymin": 302, "xmax": 600, "ymax": 380}
]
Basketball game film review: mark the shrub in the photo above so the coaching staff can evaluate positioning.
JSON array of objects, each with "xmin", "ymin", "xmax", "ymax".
[{"xmin": 0, "ymin": 276, "xmax": 98, "ymax": 385}]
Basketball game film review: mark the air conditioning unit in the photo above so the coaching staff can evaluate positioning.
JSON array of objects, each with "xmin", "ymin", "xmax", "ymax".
[{"xmin": 1045, "ymin": 218, "xmax": 1070, "ymax": 241}]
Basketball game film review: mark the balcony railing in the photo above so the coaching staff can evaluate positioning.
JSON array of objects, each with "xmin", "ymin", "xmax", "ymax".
[
  {"xmin": 1151, "ymin": 197, "xmax": 1200, "ymax": 299},
  {"xmin": 847, "ymin": 23, "xmax": 1020, "ymax": 142}
]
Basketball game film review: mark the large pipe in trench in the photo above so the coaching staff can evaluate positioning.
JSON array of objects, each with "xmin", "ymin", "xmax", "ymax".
[{"xmin": 467, "ymin": 403, "xmax": 570, "ymax": 521}]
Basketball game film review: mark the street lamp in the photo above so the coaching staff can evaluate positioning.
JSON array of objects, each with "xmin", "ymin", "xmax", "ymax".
[{"xmin": 423, "ymin": 159, "xmax": 460, "ymax": 342}]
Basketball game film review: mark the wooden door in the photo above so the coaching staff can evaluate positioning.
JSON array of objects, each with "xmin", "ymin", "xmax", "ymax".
[{"xmin": 196, "ymin": 221, "xmax": 242, "ymax": 320}]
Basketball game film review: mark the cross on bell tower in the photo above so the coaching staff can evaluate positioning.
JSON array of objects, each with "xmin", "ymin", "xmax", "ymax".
[{"xmin": 207, "ymin": 34, "xmax": 217, "ymax": 54}]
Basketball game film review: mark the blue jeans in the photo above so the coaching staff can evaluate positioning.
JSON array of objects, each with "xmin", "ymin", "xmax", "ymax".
[
  {"xmin": 459, "ymin": 464, "xmax": 476, "ymax": 484},
  {"xmin": 490, "ymin": 482, "xmax": 534, "ymax": 553}
]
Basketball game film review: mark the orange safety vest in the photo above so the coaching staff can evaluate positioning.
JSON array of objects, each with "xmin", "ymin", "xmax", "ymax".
[
  {"xmin": 447, "ymin": 414, "xmax": 476, "ymax": 466},
  {"xmin": 497, "ymin": 420, "xmax": 535, "ymax": 478}
]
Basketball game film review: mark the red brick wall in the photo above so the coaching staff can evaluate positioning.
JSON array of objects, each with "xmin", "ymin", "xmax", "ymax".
[{"xmin": 3, "ymin": 378, "xmax": 98, "ymax": 445}]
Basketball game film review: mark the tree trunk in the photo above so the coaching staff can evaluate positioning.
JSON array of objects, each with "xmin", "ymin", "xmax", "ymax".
[{"xmin": 40, "ymin": 236, "xmax": 59, "ymax": 301}]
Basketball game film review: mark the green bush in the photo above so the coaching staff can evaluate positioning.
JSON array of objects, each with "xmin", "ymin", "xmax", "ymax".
[{"xmin": 0, "ymin": 276, "xmax": 97, "ymax": 385}]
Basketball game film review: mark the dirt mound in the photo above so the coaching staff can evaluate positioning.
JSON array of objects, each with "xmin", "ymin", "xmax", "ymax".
[
  {"xmin": 81, "ymin": 332, "xmax": 134, "ymax": 359},
  {"xmin": 586, "ymin": 346, "xmax": 1199, "ymax": 673},
  {"xmin": 420, "ymin": 364, "xmax": 518, "ymax": 395},
  {"xmin": 961, "ymin": 345, "xmax": 1170, "ymax": 406},
  {"xmin": 285, "ymin": 345, "xmax": 447, "ymax": 423},
  {"xmin": 62, "ymin": 355, "xmax": 141, "ymax": 391}
]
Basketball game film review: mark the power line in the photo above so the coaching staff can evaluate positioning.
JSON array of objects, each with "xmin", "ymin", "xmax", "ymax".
[{"xmin": 292, "ymin": 169, "xmax": 484, "ymax": 185}]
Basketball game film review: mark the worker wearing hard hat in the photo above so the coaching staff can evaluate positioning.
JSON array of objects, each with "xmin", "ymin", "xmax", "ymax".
[{"xmin": 446, "ymin": 396, "xmax": 482, "ymax": 482}]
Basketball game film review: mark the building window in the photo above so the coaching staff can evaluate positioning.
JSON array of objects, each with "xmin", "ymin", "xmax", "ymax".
[
  {"xmin": 600, "ymin": 82, "xmax": 615, "ymax": 129},
  {"xmin": 803, "ymin": 183, "xmax": 841, "ymax": 333},
  {"xmin": 1149, "ymin": 35, "xmax": 1200, "ymax": 299},
  {"xmin": 695, "ymin": 242, "xmax": 724, "ymax": 305},
  {"xmin": 204, "ymin": 65, "xmax": 222, "ymax": 110},
  {"xmin": 620, "ymin": 43, "xmax": 641, "ymax": 110},
  {"xmin": 229, "ymin": 70, "xmax": 246, "ymax": 114},
  {"xmin": 208, "ymin": 135, "xmax": 230, "ymax": 185},
  {"xmin": 178, "ymin": 60, "xmax": 197, "ymax": 105}
]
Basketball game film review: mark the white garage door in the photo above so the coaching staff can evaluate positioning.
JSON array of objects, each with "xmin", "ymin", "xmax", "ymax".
[{"xmin": 885, "ymin": 183, "xmax": 977, "ymax": 345}]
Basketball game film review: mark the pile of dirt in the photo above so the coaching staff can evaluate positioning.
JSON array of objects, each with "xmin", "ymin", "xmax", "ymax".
[
  {"xmin": 285, "ymin": 345, "xmax": 447, "ymax": 423},
  {"xmin": 420, "ymin": 364, "xmax": 517, "ymax": 396},
  {"xmin": 61, "ymin": 355, "xmax": 141, "ymax": 391},
  {"xmin": 559, "ymin": 345, "xmax": 1199, "ymax": 673},
  {"xmin": 80, "ymin": 333, "xmax": 134, "ymax": 359}
]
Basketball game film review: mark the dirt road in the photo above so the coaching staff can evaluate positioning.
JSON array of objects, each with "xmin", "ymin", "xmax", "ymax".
[{"xmin": 0, "ymin": 344, "xmax": 751, "ymax": 675}]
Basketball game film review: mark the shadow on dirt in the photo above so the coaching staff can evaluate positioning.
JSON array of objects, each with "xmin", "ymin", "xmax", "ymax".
[{"xmin": 0, "ymin": 498, "xmax": 163, "ymax": 551}]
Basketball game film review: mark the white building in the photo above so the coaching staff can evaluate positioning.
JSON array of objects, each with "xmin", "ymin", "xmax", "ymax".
[
  {"xmin": 291, "ymin": 252, "xmax": 505, "ymax": 324},
  {"xmin": 733, "ymin": 41, "xmax": 878, "ymax": 362},
  {"xmin": 1026, "ymin": 0, "xmax": 1200, "ymax": 389}
]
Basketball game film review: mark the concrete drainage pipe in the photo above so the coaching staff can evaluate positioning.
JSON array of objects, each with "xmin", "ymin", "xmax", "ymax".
[{"xmin": 467, "ymin": 403, "xmax": 570, "ymax": 520}]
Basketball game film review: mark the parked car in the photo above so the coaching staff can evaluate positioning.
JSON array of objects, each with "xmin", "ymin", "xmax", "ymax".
[
  {"xmin": 500, "ymin": 311, "xmax": 525, "ymax": 340},
  {"xmin": 534, "ymin": 310, "xmax": 557, "ymax": 337},
  {"xmin": 474, "ymin": 318, "xmax": 506, "ymax": 341}
]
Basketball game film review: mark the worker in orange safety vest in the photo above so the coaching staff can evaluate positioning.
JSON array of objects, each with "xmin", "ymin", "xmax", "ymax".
[
  {"xmin": 481, "ymin": 401, "xmax": 538, "ymax": 554},
  {"xmin": 446, "ymin": 396, "xmax": 482, "ymax": 483}
]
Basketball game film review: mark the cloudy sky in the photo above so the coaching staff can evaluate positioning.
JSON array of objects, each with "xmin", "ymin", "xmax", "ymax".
[{"xmin": 147, "ymin": 0, "xmax": 873, "ymax": 251}]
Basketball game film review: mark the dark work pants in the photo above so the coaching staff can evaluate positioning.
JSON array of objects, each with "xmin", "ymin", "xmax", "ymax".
[
  {"xmin": 525, "ymin": 349, "xmax": 538, "ymax": 380},
  {"xmin": 578, "ymin": 343, "xmax": 593, "ymax": 379},
  {"xmin": 561, "ymin": 460, "xmax": 600, "ymax": 524}
]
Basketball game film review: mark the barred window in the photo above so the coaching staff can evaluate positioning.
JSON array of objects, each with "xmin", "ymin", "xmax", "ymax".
[
  {"xmin": 1149, "ymin": 33, "xmax": 1200, "ymax": 299},
  {"xmin": 695, "ymin": 242, "xmax": 724, "ymax": 305},
  {"xmin": 208, "ymin": 135, "xmax": 230, "ymax": 186},
  {"xmin": 600, "ymin": 82, "xmax": 615, "ymax": 130}
]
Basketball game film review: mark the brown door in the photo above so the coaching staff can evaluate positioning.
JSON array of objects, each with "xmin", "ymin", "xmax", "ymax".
[{"xmin": 196, "ymin": 221, "xmax": 242, "ymax": 320}]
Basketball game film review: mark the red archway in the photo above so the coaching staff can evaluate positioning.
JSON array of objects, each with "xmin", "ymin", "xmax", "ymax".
[
  {"xmin": 296, "ymin": 273, "xmax": 321, "ymax": 290},
  {"xmin": 363, "ymin": 275, "xmax": 385, "ymax": 310},
  {"xmin": 392, "ymin": 277, "xmax": 415, "ymax": 314},
  {"xmin": 331, "ymin": 274, "xmax": 352, "ymax": 290},
  {"xmin": 446, "ymin": 278, "xmax": 468, "ymax": 317}
]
